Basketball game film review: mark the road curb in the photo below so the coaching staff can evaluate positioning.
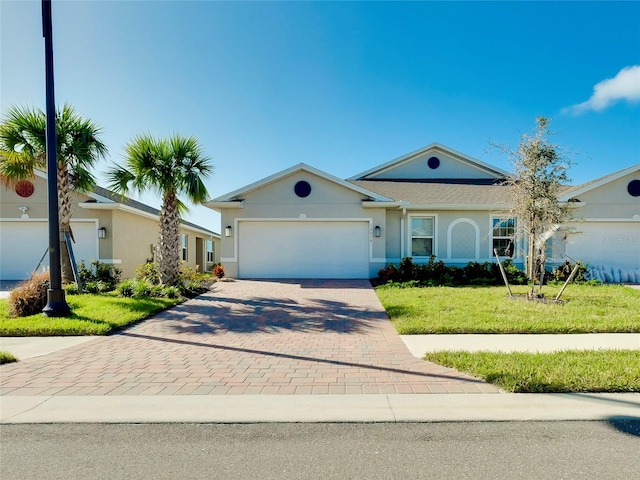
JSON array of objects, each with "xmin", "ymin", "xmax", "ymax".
[{"xmin": 2, "ymin": 393, "xmax": 638, "ymax": 424}]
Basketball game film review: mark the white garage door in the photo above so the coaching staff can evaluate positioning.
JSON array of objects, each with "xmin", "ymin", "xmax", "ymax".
[
  {"xmin": 0, "ymin": 221, "xmax": 98, "ymax": 280},
  {"xmin": 238, "ymin": 221, "xmax": 370, "ymax": 279},
  {"xmin": 565, "ymin": 222, "xmax": 640, "ymax": 269}
]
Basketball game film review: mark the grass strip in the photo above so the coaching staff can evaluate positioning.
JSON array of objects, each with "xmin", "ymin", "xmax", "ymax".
[
  {"xmin": 0, "ymin": 293, "xmax": 181, "ymax": 336},
  {"xmin": 0, "ymin": 351, "xmax": 18, "ymax": 364},
  {"xmin": 424, "ymin": 350, "xmax": 640, "ymax": 393},
  {"xmin": 377, "ymin": 284, "xmax": 640, "ymax": 334}
]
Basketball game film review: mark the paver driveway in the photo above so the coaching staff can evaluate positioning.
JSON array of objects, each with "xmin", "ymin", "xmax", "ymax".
[{"xmin": 0, "ymin": 280, "xmax": 499, "ymax": 395}]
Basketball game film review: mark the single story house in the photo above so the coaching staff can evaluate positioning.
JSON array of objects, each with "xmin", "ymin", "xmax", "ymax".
[
  {"xmin": 207, "ymin": 143, "xmax": 639, "ymax": 281},
  {"xmin": 0, "ymin": 170, "xmax": 221, "ymax": 281},
  {"xmin": 552, "ymin": 164, "xmax": 640, "ymax": 282}
]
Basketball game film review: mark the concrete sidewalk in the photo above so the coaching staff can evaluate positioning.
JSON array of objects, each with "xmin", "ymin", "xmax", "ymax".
[
  {"xmin": 2, "ymin": 333, "xmax": 639, "ymax": 361},
  {"xmin": 2, "ymin": 393, "xmax": 639, "ymax": 423},
  {"xmin": 401, "ymin": 333, "xmax": 640, "ymax": 356}
]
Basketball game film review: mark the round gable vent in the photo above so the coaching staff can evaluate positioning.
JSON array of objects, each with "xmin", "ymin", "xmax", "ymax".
[
  {"xmin": 628, "ymin": 179, "xmax": 640, "ymax": 197},
  {"xmin": 294, "ymin": 180, "xmax": 311, "ymax": 198},
  {"xmin": 427, "ymin": 156, "xmax": 440, "ymax": 169},
  {"xmin": 15, "ymin": 180, "xmax": 34, "ymax": 198}
]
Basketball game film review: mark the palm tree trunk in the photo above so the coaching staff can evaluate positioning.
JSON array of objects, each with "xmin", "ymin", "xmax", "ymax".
[
  {"xmin": 57, "ymin": 164, "xmax": 75, "ymax": 284},
  {"xmin": 158, "ymin": 191, "xmax": 181, "ymax": 286}
]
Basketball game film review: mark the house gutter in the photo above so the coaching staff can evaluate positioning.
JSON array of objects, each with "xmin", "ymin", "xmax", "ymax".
[
  {"xmin": 205, "ymin": 201, "xmax": 245, "ymax": 211},
  {"xmin": 361, "ymin": 201, "xmax": 402, "ymax": 208}
]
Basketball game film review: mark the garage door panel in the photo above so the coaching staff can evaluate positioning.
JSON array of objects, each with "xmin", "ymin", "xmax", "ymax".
[
  {"xmin": 566, "ymin": 223, "xmax": 640, "ymax": 268},
  {"xmin": 1, "ymin": 222, "xmax": 98, "ymax": 280},
  {"xmin": 239, "ymin": 221, "xmax": 369, "ymax": 279}
]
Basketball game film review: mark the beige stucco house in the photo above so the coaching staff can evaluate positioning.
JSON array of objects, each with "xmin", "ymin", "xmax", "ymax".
[
  {"xmin": 207, "ymin": 143, "xmax": 639, "ymax": 281},
  {"xmin": 0, "ymin": 170, "xmax": 221, "ymax": 281},
  {"xmin": 551, "ymin": 164, "xmax": 640, "ymax": 282}
]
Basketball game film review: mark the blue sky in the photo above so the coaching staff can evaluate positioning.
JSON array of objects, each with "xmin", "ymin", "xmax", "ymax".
[{"xmin": 2, "ymin": 1, "xmax": 639, "ymax": 233}]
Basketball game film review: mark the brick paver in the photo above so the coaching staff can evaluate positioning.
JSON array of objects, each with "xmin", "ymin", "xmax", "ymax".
[{"xmin": 0, "ymin": 280, "xmax": 499, "ymax": 395}]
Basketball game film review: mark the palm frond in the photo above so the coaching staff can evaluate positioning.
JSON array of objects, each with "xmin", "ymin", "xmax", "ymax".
[{"xmin": 106, "ymin": 166, "xmax": 137, "ymax": 198}]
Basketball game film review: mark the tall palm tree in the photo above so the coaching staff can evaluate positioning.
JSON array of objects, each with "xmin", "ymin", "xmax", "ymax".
[
  {"xmin": 0, "ymin": 104, "xmax": 108, "ymax": 282},
  {"xmin": 108, "ymin": 134, "xmax": 212, "ymax": 286}
]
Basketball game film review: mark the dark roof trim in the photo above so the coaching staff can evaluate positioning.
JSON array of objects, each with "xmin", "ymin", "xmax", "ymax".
[{"xmin": 355, "ymin": 178, "xmax": 508, "ymax": 185}]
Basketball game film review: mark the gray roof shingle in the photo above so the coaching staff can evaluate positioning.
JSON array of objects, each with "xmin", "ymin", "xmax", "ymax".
[
  {"xmin": 349, "ymin": 180, "xmax": 514, "ymax": 206},
  {"xmin": 89, "ymin": 186, "xmax": 219, "ymax": 236}
]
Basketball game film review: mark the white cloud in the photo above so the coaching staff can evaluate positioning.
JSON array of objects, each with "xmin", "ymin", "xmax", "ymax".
[{"xmin": 563, "ymin": 65, "xmax": 640, "ymax": 115}]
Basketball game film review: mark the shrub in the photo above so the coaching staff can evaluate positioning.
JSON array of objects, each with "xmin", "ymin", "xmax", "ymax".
[
  {"xmin": 77, "ymin": 260, "xmax": 121, "ymax": 292},
  {"xmin": 149, "ymin": 284, "xmax": 165, "ymax": 298},
  {"xmin": 83, "ymin": 281, "xmax": 99, "ymax": 293},
  {"xmin": 163, "ymin": 286, "xmax": 180, "ymax": 299},
  {"xmin": 377, "ymin": 257, "xmax": 528, "ymax": 287},
  {"xmin": 179, "ymin": 263, "xmax": 200, "ymax": 283},
  {"xmin": 378, "ymin": 263, "xmax": 400, "ymax": 283},
  {"xmin": 8, "ymin": 272, "xmax": 50, "ymax": 317},
  {"xmin": 213, "ymin": 264, "xmax": 225, "ymax": 279},
  {"xmin": 64, "ymin": 282, "xmax": 80, "ymax": 295},
  {"xmin": 550, "ymin": 260, "xmax": 589, "ymax": 283},
  {"xmin": 133, "ymin": 279, "xmax": 153, "ymax": 298},
  {"xmin": 134, "ymin": 262, "xmax": 162, "ymax": 285},
  {"xmin": 116, "ymin": 279, "xmax": 135, "ymax": 297},
  {"xmin": 180, "ymin": 280, "xmax": 207, "ymax": 298},
  {"xmin": 503, "ymin": 259, "xmax": 528, "ymax": 285}
]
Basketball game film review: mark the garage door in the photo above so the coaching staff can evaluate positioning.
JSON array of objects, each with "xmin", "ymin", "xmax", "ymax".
[
  {"xmin": 0, "ymin": 221, "xmax": 98, "ymax": 280},
  {"xmin": 238, "ymin": 221, "xmax": 370, "ymax": 279},
  {"xmin": 565, "ymin": 222, "xmax": 640, "ymax": 269}
]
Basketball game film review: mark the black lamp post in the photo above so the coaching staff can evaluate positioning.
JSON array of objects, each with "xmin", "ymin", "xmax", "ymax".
[{"xmin": 41, "ymin": 0, "xmax": 70, "ymax": 317}]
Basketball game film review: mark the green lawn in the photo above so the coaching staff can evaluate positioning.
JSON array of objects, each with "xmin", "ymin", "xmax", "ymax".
[
  {"xmin": 376, "ymin": 284, "xmax": 640, "ymax": 334},
  {"xmin": 0, "ymin": 293, "xmax": 181, "ymax": 336},
  {"xmin": 424, "ymin": 350, "xmax": 640, "ymax": 393}
]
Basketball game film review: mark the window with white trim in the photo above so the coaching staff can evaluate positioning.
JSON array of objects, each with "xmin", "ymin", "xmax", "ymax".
[
  {"xmin": 181, "ymin": 234, "xmax": 188, "ymax": 261},
  {"xmin": 410, "ymin": 216, "xmax": 435, "ymax": 257},
  {"xmin": 492, "ymin": 218, "xmax": 516, "ymax": 257},
  {"xmin": 206, "ymin": 239, "xmax": 215, "ymax": 263}
]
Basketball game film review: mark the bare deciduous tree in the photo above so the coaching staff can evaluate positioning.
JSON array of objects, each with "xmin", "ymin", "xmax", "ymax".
[{"xmin": 494, "ymin": 116, "xmax": 573, "ymax": 297}]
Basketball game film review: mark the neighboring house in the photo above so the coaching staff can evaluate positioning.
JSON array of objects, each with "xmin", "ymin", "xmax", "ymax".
[
  {"xmin": 552, "ymin": 164, "xmax": 640, "ymax": 282},
  {"xmin": 0, "ymin": 170, "xmax": 221, "ymax": 281},
  {"xmin": 207, "ymin": 143, "xmax": 639, "ymax": 281}
]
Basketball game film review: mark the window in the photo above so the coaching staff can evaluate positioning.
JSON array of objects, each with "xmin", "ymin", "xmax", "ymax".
[
  {"xmin": 410, "ymin": 216, "xmax": 435, "ymax": 257},
  {"xmin": 492, "ymin": 218, "xmax": 516, "ymax": 256},
  {"xmin": 206, "ymin": 240, "xmax": 215, "ymax": 263},
  {"xmin": 181, "ymin": 234, "xmax": 188, "ymax": 261}
]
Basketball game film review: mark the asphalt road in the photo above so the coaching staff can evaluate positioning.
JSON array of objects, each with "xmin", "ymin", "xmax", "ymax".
[{"xmin": 1, "ymin": 421, "xmax": 638, "ymax": 479}]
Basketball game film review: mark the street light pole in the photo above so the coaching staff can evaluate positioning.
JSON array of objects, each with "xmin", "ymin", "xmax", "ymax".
[{"xmin": 41, "ymin": 0, "xmax": 70, "ymax": 317}]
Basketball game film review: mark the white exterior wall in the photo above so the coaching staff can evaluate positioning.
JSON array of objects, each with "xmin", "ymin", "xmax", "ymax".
[{"xmin": 218, "ymin": 171, "xmax": 387, "ymax": 278}]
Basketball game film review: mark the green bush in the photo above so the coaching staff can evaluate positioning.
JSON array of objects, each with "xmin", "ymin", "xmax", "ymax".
[
  {"xmin": 550, "ymin": 260, "xmax": 589, "ymax": 283},
  {"xmin": 77, "ymin": 260, "xmax": 121, "ymax": 292},
  {"xmin": 133, "ymin": 279, "xmax": 154, "ymax": 298},
  {"xmin": 377, "ymin": 257, "xmax": 527, "ymax": 287},
  {"xmin": 64, "ymin": 282, "xmax": 80, "ymax": 295},
  {"xmin": 134, "ymin": 262, "xmax": 162, "ymax": 285},
  {"xmin": 179, "ymin": 280, "xmax": 207, "ymax": 298},
  {"xmin": 116, "ymin": 279, "xmax": 135, "ymax": 297},
  {"xmin": 163, "ymin": 286, "xmax": 180, "ymax": 299},
  {"xmin": 116, "ymin": 277, "xmax": 186, "ymax": 299},
  {"xmin": 8, "ymin": 272, "xmax": 50, "ymax": 317}
]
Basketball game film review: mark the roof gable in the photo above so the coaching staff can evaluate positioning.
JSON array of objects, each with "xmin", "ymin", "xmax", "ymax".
[
  {"xmin": 348, "ymin": 143, "xmax": 509, "ymax": 182},
  {"xmin": 559, "ymin": 164, "xmax": 640, "ymax": 202},
  {"xmin": 209, "ymin": 163, "xmax": 393, "ymax": 203}
]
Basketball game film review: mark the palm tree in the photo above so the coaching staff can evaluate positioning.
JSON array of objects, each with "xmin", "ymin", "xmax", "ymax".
[
  {"xmin": 0, "ymin": 104, "xmax": 108, "ymax": 282},
  {"xmin": 108, "ymin": 134, "xmax": 212, "ymax": 286}
]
